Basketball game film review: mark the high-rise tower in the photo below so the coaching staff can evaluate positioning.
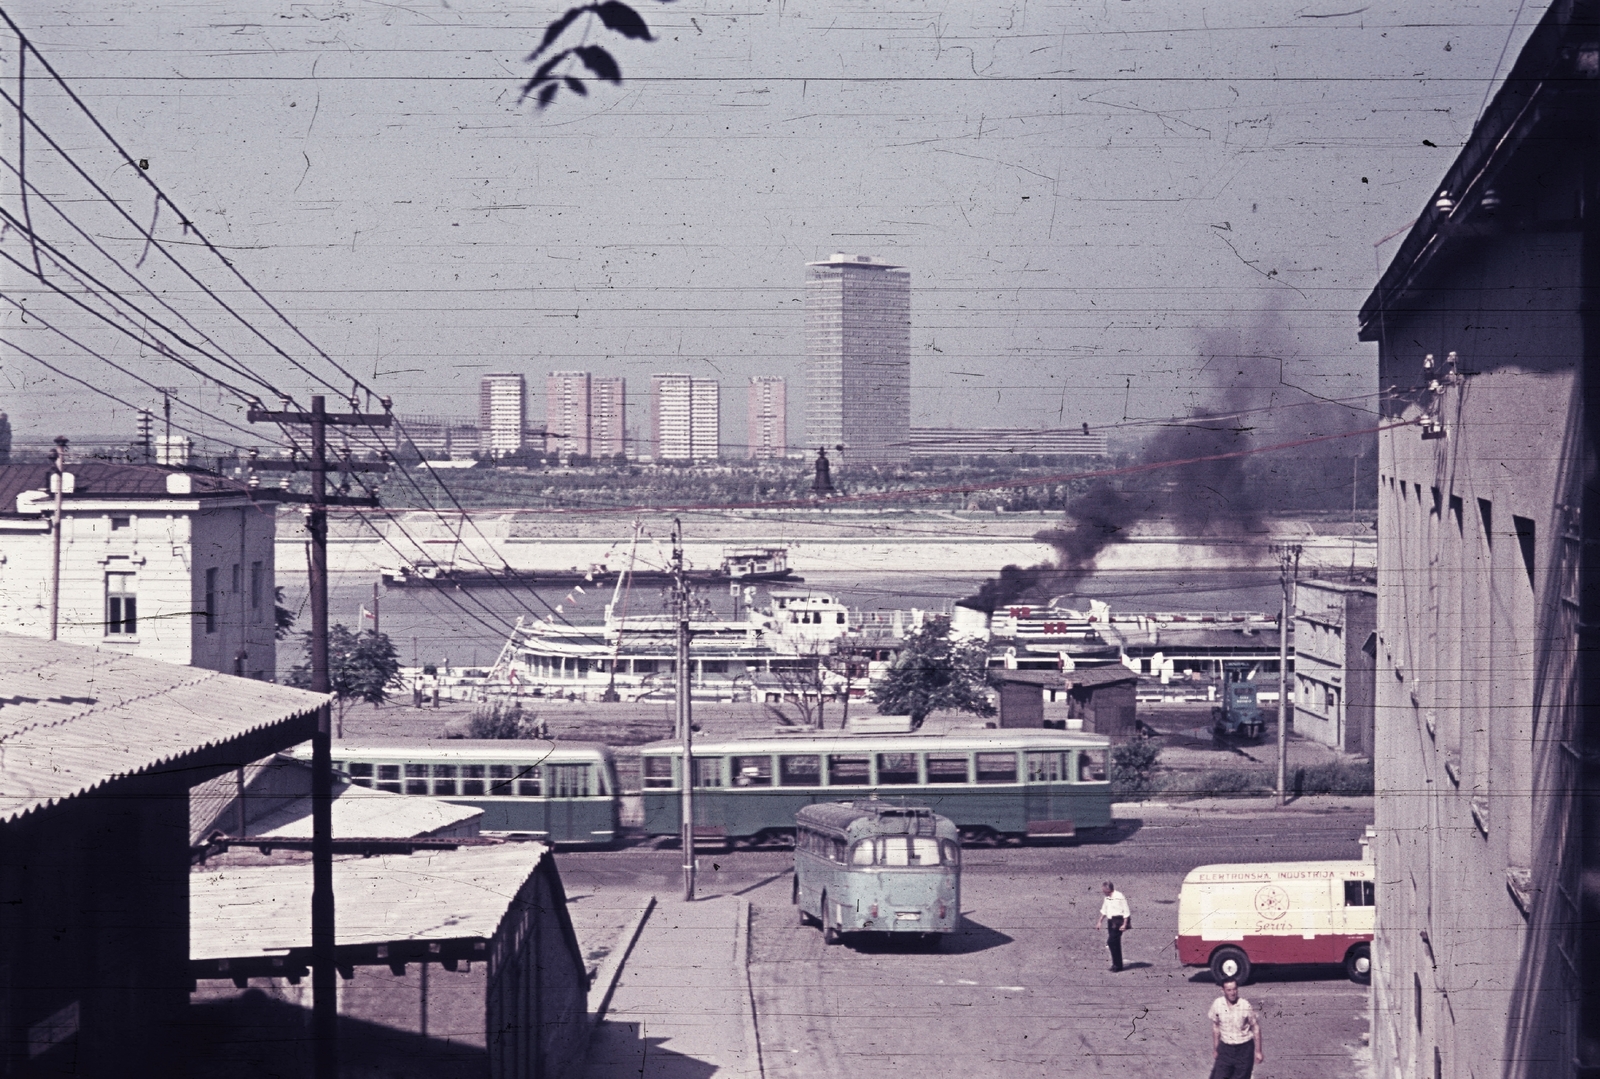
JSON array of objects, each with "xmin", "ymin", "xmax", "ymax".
[
  {"xmin": 651, "ymin": 374, "xmax": 720, "ymax": 463},
  {"xmin": 804, "ymin": 253, "xmax": 911, "ymax": 466},
  {"xmin": 591, "ymin": 377, "xmax": 627, "ymax": 459},
  {"xmin": 747, "ymin": 376, "xmax": 787, "ymax": 459},
  {"xmin": 545, "ymin": 371, "xmax": 591, "ymax": 458},
  {"xmin": 478, "ymin": 373, "xmax": 526, "ymax": 457}
]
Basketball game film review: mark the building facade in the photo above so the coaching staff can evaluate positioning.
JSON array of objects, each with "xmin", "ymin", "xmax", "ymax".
[
  {"xmin": 804, "ymin": 253, "xmax": 911, "ymax": 466},
  {"xmin": 1356, "ymin": 5, "xmax": 1600, "ymax": 1075},
  {"xmin": 691, "ymin": 378, "xmax": 721, "ymax": 461},
  {"xmin": 0, "ymin": 462, "xmax": 279, "ymax": 678},
  {"xmin": 477, "ymin": 373, "xmax": 526, "ymax": 458},
  {"xmin": 651, "ymin": 374, "xmax": 719, "ymax": 463},
  {"xmin": 905, "ymin": 427, "xmax": 1109, "ymax": 459},
  {"xmin": 398, "ymin": 414, "xmax": 478, "ymax": 462},
  {"xmin": 591, "ymin": 376, "xmax": 627, "ymax": 459},
  {"xmin": 747, "ymin": 376, "xmax": 787, "ymax": 459},
  {"xmin": 1292, "ymin": 578, "xmax": 1376, "ymax": 755},
  {"xmin": 545, "ymin": 371, "xmax": 591, "ymax": 459}
]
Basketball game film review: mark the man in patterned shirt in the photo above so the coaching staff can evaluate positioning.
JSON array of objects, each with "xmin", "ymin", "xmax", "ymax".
[{"xmin": 1208, "ymin": 979, "xmax": 1263, "ymax": 1079}]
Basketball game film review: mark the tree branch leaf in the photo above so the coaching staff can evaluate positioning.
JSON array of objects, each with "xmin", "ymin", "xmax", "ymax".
[
  {"xmin": 573, "ymin": 44, "xmax": 622, "ymax": 84},
  {"xmin": 593, "ymin": 1, "xmax": 653, "ymax": 41}
]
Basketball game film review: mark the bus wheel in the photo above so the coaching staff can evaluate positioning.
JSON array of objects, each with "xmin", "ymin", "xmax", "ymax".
[
  {"xmin": 920, "ymin": 933, "xmax": 942, "ymax": 952},
  {"xmin": 1209, "ymin": 946, "xmax": 1251, "ymax": 985},
  {"xmin": 821, "ymin": 895, "xmax": 841, "ymax": 945},
  {"xmin": 1345, "ymin": 943, "xmax": 1372, "ymax": 985}
]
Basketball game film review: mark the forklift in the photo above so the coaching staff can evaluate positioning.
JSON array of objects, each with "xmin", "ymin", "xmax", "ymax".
[{"xmin": 1212, "ymin": 660, "xmax": 1266, "ymax": 742}]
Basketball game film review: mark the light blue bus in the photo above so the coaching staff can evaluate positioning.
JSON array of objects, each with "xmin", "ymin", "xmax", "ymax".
[{"xmin": 794, "ymin": 801, "xmax": 961, "ymax": 948}]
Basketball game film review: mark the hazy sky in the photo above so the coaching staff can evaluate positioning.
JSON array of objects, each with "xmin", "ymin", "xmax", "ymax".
[{"xmin": 0, "ymin": 0, "xmax": 1541, "ymax": 452}]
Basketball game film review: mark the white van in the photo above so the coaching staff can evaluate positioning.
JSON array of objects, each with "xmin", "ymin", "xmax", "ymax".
[{"xmin": 1176, "ymin": 855, "xmax": 1375, "ymax": 985}]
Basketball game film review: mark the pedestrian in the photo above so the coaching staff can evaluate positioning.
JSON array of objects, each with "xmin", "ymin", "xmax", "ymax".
[
  {"xmin": 1208, "ymin": 979, "xmax": 1264, "ymax": 1079},
  {"xmin": 1095, "ymin": 880, "xmax": 1132, "ymax": 972}
]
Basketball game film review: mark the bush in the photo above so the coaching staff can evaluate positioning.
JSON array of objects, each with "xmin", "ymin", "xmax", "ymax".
[
  {"xmin": 1110, "ymin": 732, "xmax": 1161, "ymax": 797},
  {"xmin": 458, "ymin": 701, "xmax": 546, "ymax": 740},
  {"xmin": 1155, "ymin": 759, "xmax": 1375, "ymax": 800},
  {"xmin": 1292, "ymin": 759, "xmax": 1375, "ymax": 797}
]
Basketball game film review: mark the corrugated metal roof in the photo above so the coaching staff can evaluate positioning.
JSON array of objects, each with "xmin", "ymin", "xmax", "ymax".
[
  {"xmin": 0, "ymin": 634, "xmax": 331, "ymax": 825},
  {"xmin": 190, "ymin": 844, "xmax": 547, "ymax": 959},
  {"xmin": 248, "ymin": 782, "xmax": 483, "ymax": 840}
]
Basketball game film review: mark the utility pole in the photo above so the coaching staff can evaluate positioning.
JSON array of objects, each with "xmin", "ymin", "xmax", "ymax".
[
  {"xmin": 248, "ymin": 395, "xmax": 389, "ymax": 1079},
  {"xmin": 372, "ymin": 580, "xmax": 381, "ymax": 634},
  {"xmin": 673, "ymin": 518, "xmax": 696, "ymax": 902},
  {"xmin": 1274, "ymin": 542, "xmax": 1302, "ymax": 807},
  {"xmin": 48, "ymin": 436, "xmax": 66, "ymax": 640}
]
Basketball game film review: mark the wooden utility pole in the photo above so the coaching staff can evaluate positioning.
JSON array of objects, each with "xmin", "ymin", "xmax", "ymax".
[
  {"xmin": 1274, "ymin": 543, "xmax": 1302, "ymax": 807},
  {"xmin": 248, "ymin": 395, "xmax": 388, "ymax": 1079},
  {"xmin": 372, "ymin": 579, "xmax": 381, "ymax": 634},
  {"xmin": 48, "ymin": 436, "xmax": 66, "ymax": 640},
  {"xmin": 673, "ymin": 519, "xmax": 696, "ymax": 902}
]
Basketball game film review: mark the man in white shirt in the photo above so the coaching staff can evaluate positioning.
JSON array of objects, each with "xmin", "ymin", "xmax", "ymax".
[
  {"xmin": 1094, "ymin": 881, "xmax": 1132, "ymax": 972},
  {"xmin": 1207, "ymin": 979, "xmax": 1264, "ymax": 1079}
]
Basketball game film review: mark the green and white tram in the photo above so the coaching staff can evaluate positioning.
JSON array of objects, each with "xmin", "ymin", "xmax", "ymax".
[
  {"xmin": 640, "ymin": 729, "xmax": 1111, "ymax": 846},
  {"xmin": 288, "ymin": 739, "xmax": 621, "ymax": 846},
  {"xmin": 794, "ymin": 802, "xmax": 961, "ymax": 947}
]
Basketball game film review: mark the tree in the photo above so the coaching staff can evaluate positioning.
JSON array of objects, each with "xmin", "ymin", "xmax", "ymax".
[
  {"xmin": 285, "ymin": 624, "xmax": 403, "ymax": 734},
  {"xmin": 459, "ymin": 700, "xmax": 547, "ymax": 740},
  {"xmin": 869, "ymin": 617, "xmax": 996, "ymax": 729},
  {"xmin": 273, "ymin": 585, "xmax": 297, "ymax": 641}
]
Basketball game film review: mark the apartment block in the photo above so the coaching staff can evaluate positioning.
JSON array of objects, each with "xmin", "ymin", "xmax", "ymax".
[
  {"xmin": 477, "ymin": 373, "xmax": 526, "ymax": 457},
  {"xmin": 804, "ymin": 253, "xmax": 911, "ymax": 466},
  {"xmin": 747, "ymin": 376, "xmax": 787, "ymax": 459},
  {"xmin": 545, "ymin": 371, "xmax": 591, "ymax": 458},
  {"xmin": 591, "ymin": 377, "xmax": 626, "ymax": 459}
]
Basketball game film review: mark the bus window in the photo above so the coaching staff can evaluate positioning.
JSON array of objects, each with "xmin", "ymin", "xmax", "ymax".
[
  {"xmin": 1345, "ymin": 880, "xmax": 1376, "ymax": 907},
  {"xmin": 548, "ymin": 764, "xmax": 591, "ymax": 798},
  {"xmin": 831, "ymin": 837, "xmax": 846, "ymax": 862},
  {"xmin": 405, "ymin": 764, "xmax": 429, "ymax": 795},
  {"xmin": 1027, "ymin": 751, "xmax": 1067, "ymax": 782},
  {"xmin": 348, "ymin": 763, "xmax": 374, "ymax": 788},
  {"xmin": 1077, "ymin": 750, "xmax": 1108, "ymax": 783},
  {"xmin": 733, "ymin": 755, "xmax": 773, "ymax": 786},
  {"xmin": 693, "ymin": 758, "xmax": 724, "ymax": 788},
  {"xmin": 851, "ymin": 840, "xmax": 875, "ymax": 865},
  {"xmin": 827, "ymin": 755, "xmax": 870, "ymax": 785},
  {"xmin": 489, "ymin": 764, "xmax": 516, "ymax": 795},
  {"xmin": 926, "ymin": 755, "xmax": 970, "ymax": 784},
  {"xmin": 643, "ymin": 757, "xmax": 676, "ymax": 789},
  {"xmin": 853, "ymin": 837, "xmax": 955, "ymax": 866},
  {"xmin": 377, "ymin": 764, "xmax": 401, "ymax": 794},
  {"xmin": 975, "ymin": 752, "xmax": 1019, "ymax": 784},
  {"xmin": 876, "ymin": 753, "xmax": 919, "ymax": 785},
  {"xmin": 941, "ymin": 839, "xmax": 961, "ymax": 866},
  {"xmin": 432, "ymin": 764, "xmax": 458, "ymax": 796},
  {"xmin": 461, "ymin": 765, "xmax": 486, "ymax": 796},
  {"xmin": 516, "ymin": 768, "xmax": 542, "ymax": 797},
  {"xmin": 780, "ymin": 755, "xmax": 821, "ymax": 787}
]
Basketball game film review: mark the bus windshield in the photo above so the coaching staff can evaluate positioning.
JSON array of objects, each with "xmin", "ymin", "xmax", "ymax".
[{"xmin": 850, "ymin": 836, "xmax": 959, "ymax": 867}]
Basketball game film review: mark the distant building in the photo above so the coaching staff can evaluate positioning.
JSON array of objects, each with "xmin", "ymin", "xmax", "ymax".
[
  {"xmin": 477, "ymin": 373, "xmax": 526, "ymax": 458},
  {"xmin": 906, "ymin": 427, "xmax": 1108, "ymax": 459},
  {"xmin": 398, "ymin": 414, "xmax": 479, "ymax": 461},
  {"xmin": 804, "ymin": 253, "xmax": 911, "ymax": 466},
  {"xmin": 747, "ymin": 376, "xmax": 787, "ymax": 459},
  {"xmin": 0, "ymin": 461, "xmax": 279, "ymax": 678},
  {"xmin": 651, "ymin": 374, "xmax": 719, "ymax": 463},
  {"xmin": 1356, "ymin": 5, "xmax": 1600, "ymax": 1075},
  {"xmin": 1292, "ymin": 578, "xmax": 1376, "ymax": 755},
  {"xmin": 545, "ymin": 371, "xmax": 591, "ymax": 459},
  {"xmin": 591, "ymin": 376, "xmax": 627, "ymax": 459}
]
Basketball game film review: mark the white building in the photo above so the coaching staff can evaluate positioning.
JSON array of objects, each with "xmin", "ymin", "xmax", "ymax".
[
  {"xmin": 477, "ymin": 373, "xmax": 526, "ymax": 458},
  {"xmin": 545, "ymin": 370, "xmax": 591, "ymax": 459},
  {"xmin": 0, "ymin": 461, "xmax": 278, "ymax": 678},
  {"xmin": 805, "ymin": 253, "xmax": 911, "ymax": 465},
  {"xmin": 591, "ymin": 376, "xmax": 626, "ymax": 459},
  {"xmin": 1292, "ymin": 578, "xmax": 1376, "ymax": 756},
  {"xmin": 747, "ymin": 376, "xmax": 787, "ymax": 459},
  {"xmin": 651, "ymin": 374, "xmax": 720, "ymax": 463},
  {"xmin": 691, "ymin": 378, "xmax": 720, "ymax": 462}
]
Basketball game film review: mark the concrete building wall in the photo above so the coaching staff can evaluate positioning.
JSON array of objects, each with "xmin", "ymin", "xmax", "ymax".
[
  {"xmin": 804, "ymin": 254, "xmax": 911, "ymax": 465},
  {"xmin": 545, "ymin": 371, "xmax": 591, "ymax": 459},
  {"xmin": 591, "ymin": 377, "xmax": 626, "ymax": 459},
  {"xmin": 1293, "ymin": 580, "xmax": 1376, "ymax": 755},
  {"xmin": 478, "ymin": 374, "xmax": 526, "ymax": 457},
  {"xmin": 747, "ymin": 376, "xmax": 787, "ymax": 459}
]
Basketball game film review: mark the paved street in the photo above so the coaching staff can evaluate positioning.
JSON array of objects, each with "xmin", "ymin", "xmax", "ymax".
[{"xmin": 561, "ymin": 804, "xmax": 1375, "ymax": 1079}]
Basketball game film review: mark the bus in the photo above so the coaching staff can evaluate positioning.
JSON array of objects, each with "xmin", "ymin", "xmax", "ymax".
[
  {"xmin": 794, "ymin": 801, "xmax": 961, "ymax": 947},
  {"xmin": 286, "ymin": 739, "xmax": 621, "ymax": 846},
  {"xmin": 639, "ymin": 729, "xmax": 1112, "ymax": 846}
]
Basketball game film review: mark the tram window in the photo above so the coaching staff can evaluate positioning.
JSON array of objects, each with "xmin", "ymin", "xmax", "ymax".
[
  {"xmin": 876, "ymin": 753, "xmax": 919, "ymax": 785},
  {"xmin": 549, "ymin": 764, "xmax": 591, "ymax": 799},
  {"xmin": 732, "ymin": 756, "xmax": 773, "ymax": 786},
  {"xmin": 643, "ymin": 757, "xmax": 676, "ymax": 789},
  {"xmin": 406, "ymin": 764, "xmax": 428, "ymax": 777},
  {"xmin": 461, "ymin": 765, "xmax": 486, "ymax": 796},
  {"xmin": 489, "ymin": 764, "xmax": 516, "ymax": 795},
  {"xmin": 405, "ymin": 768, "xmax": 429, "ymax": 795},
  {"xmin": 827, "ymin": 755, "xmax": 870, "ymax": 785},
  {"xmin": 1027, "ymin": 751, "xmax": 1067, "ymax": 783},
  {"xmin": 926, "ymin": 755, "xmax": 970, "ymax": 784},
  {"xmin": 348, "ymin": 763, "xmax": 374, "ymax": 789},
  {"xmin": 1345, "ymin": 880, "xmax": 1376, "ymax": 907},
  {"xmin": 975, "ymin": 752, "xmax": 1019, "ymax": 783},
  {"xmin": 1077, "ymin": 750, "xmax": 1108, "ymax": 783},
  {"xmin": 432, "ymin": 764, "xmax": 458, "ymax": 797},
  {"xmin": 516, "ymin": 770, "xmax": 542, "ymax": 797},
  {"xmin": 779, "ymin": 755, "xmax": 821, "ymax": 786},
  {"xmin": 693, "ymin": 758, "xmax": 724, "ymax": 788},
  {"xmin": 377, "ymin": 764, "xmax": 402, "ymax": 794}
]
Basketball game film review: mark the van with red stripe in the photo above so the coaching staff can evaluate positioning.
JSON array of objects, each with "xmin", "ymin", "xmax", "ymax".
[{"xmin": 1176, "ymin": 856, "xmax": 1375, "ymax": 985}]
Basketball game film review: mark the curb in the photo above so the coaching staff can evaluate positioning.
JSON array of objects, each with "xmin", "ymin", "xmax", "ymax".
[
  {"xmin": 737, "ymin": 897, "xmax": 766, "ymax": 1079},
  {"xmin": 589, "ymin": 895, "xmax": 656, "ymax": 1028}
]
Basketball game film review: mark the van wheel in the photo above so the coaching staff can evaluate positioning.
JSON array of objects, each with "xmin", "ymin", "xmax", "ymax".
[
  {"xmin": 821, "ymin": 894, "xmax": 841, "ymax": 945},
  {"xmin": 1209, "ymin": 946, "xmax": 1251, "ymax": 985},
  {"xmin": 1346, "ymin": 942, "xmax": 1372, "ymax": 985}
]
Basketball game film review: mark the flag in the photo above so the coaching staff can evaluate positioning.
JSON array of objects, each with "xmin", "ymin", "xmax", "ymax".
[{"xmin": 361, "ymin": 605, "xmax": 374, "ymax": 621}]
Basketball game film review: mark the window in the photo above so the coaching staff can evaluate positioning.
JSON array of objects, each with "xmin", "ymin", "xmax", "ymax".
[
  {"xmin": 926, "ymin": 755, "xmax": 970, "ymax": 784},
  {"xmin": 876, "ymin": 753, "xmax": 919, "ymax": 785},
  {"xmin": 1027, "ymin": 751, "xmax": 1067, "ymax": 782},
  {"xmin": 460, "ymin": 765, "xmax": 485, "ymax": 796},
  {"xmin": 432, "ymin": 764, "xmax": 458, "ymax": 796},
  {"xmin": 250, "ymin": 561, "xmax": 264, "ymax": 620},
  {"xmin": 404, "ymin": 763, "xmax": 428, "ymax": 795},
  {"xmin": 827, "ymin": 755, "xmax": 870, "ymax": 786},
  {"xmin": 548, "ymin": 764, "xmax": 591, "ymax": 798},
  {"xmin": 1077, "ymin": 750, "xmax": 1108, "ymax": 783},
  {"xmin": 693, "ymin": 757, "xmax": 723, "ymax": 788},
  {"xmin": 1344, "ymin": 880, "xmax": 1376, "ymax": 907},
  {"xmin": 106, "ymin": 573, "xmax": 137, "ymax": 635},
  {"xmin": 204, "ymin": 568, "xmax": 218, "ymax": 634},
  {"xmin": 850, "ymin": 837, "xmax": 958, "ymax": 867},
  {"xmin": 348, "ymin": 763, "xmax": 373, "ymax": 788},
  {"xmin": 231, "ymin": 563, "xmax": 241, "ymax": 597},
  {"xmin": 700, "ymin": 660, "xmax": 728, "ymax": 674},
  {"xmin": 975, "ymin": 752, "xmax": 1019, "ymax": 784},
  {"xmin": 516, "ymin": 770, "xmax": 542, "ymax": 797},
  {"xmin": 489, "ymin": 764, "xmax": 516, "ymax": 795},
  {"xmin": 643, "ymin": 757, "xmax": 676, "ymax": 789},
  {"xmin": 377, "ymin": 764, "xmax": 402, "ymax": 794},
  {"xmin": 779, "ymin": 755, "xmax": 821, "ymax": 787},
  {"xmin": 110, "ymin": 515, "xmax": 130, "ymax": 530},
  {"xmin": 732, "ymin": 755, "xmax": 772, "ymax": 787}
]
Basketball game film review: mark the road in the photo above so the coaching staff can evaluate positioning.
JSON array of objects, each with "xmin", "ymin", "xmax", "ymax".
[{"xmin": 560, "ymin": 805, "xmax": 1375, "ymax": 1079}]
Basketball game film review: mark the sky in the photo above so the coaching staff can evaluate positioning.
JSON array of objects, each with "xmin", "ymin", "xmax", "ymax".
[{"xmin": 0, "ymin": 0, "xmax": 1544, "ymax": 454}]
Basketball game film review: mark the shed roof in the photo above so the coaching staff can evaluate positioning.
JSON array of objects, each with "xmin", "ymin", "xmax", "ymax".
[
  {"xmin": 190, "ymin": 844, "xmax": 547, "ymax": 958},
  {"xmin": 1065, "ymin": 667, "xmax": 1140, "ymax": 689},
  {"xmin": 0, "ymin": 633, "xmax": 331, "ymax": 825},
  {"xmin": 0, "ymin": 462, "xmax": 250, "ymax": 515},
  {"xmin": 243, "ymin": 779, "xmax": 484, "ymax": 841}
]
